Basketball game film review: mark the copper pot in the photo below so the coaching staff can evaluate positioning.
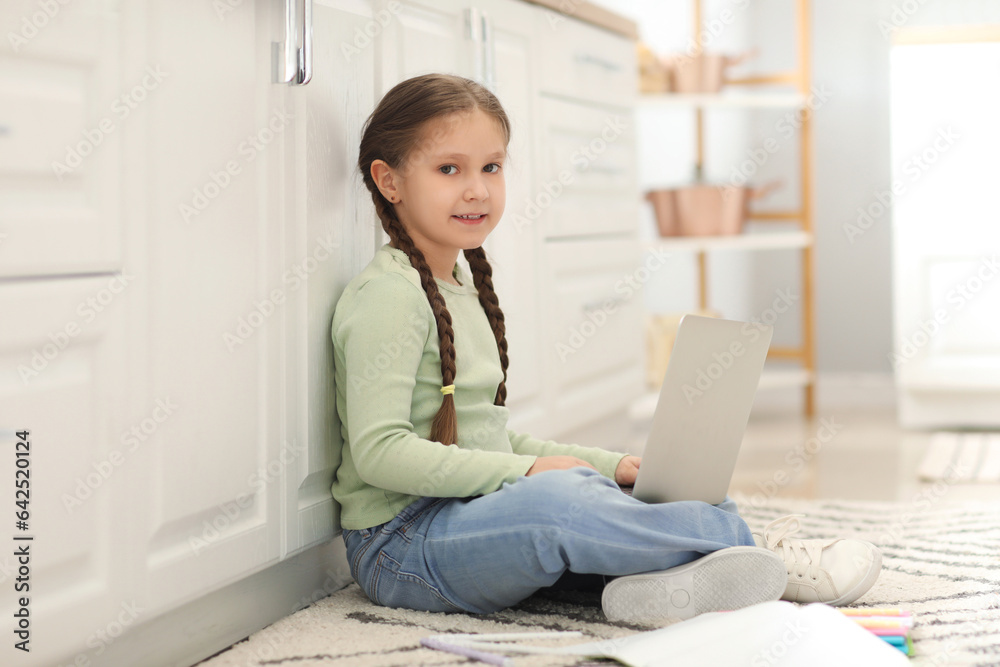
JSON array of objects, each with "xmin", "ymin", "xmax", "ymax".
[
  {"xmin": 665, "ymin": 50, "xmax": 757, "ymax": 94},
  {"xmin": 646, "ymin": 182, "xmax": 781, "ymax": 237}
]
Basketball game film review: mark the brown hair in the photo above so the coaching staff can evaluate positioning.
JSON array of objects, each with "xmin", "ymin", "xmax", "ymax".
[{"xmin": 357, "ymin": 73, "xmax": 511, "ymax": 446}]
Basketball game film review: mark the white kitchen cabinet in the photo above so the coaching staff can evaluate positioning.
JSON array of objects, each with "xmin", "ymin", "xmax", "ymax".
[
  {"xmin": 0, "ymin": 1, "xmax": 640, "ymax": 664},
  {"xmin": 890, "ymin": 28, "xmax": 1000, "ymax": 428},
  {"xmin": 0, "ymin": 0, "xmax": 360, "ymax": 664},
  {"xmin": 531, "ymin": 6, "xmax": 645, "ymax": 442}
]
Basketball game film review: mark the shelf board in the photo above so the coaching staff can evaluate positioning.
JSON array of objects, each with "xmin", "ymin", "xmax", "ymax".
[
  {"xmin": 627, "ymin": 368, "xmax": 813, "ymax": 423},
  {"xmin": 646, "ymin": 230, "xmax": 812, "ymax": 253},
  {"xmin": 638, "ymin": 91, "xmax": 808, "ymax": 110},
  {"xmin": 757, "ymin": 367, "xmax": 814, "ymax": 391}
]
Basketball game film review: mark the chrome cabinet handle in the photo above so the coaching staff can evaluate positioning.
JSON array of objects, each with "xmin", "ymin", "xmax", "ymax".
[
  {"xmin": 273, "ymin": 0, "xmax": 297, "ymax": 83},
  {"xmin": 583, "ymin": 296, "xmax": 628, "ymax": 313},
  {"xmin": 465, "ymin": 8, "xmax": 485, "ymax": 84},
  {"xmin": 574, "ymin": 52, "xmax": 622, "ymax": 72},
  {"xmin": 296, "ymin": 0, "xmax": 313, "ymax": 84},
  {"xmin": 481, "ymin": 11, "xmax": 495, "ymax": 91},
  {"xmin": 273, "ymin": 0, "xmax": 312, "ymax": 86}
]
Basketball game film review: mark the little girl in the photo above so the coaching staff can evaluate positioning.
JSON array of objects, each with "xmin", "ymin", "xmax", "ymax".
[{"xmin": 331, "ymin": 72, "xmax": 882, "ymax": 623}]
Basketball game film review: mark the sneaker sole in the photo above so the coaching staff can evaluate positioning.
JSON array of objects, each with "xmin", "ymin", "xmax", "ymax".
[
  {"xmin": 601, "ymin": 546, "xmax": 787, "ymax": 623},
  {"xmin": 825, "ymin": 543, "xmax": 883, "ymax": 607}
]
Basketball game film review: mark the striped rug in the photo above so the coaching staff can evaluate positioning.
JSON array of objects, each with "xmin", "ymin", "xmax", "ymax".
[
  {"xmin": 197, "ymin": 496, "xmax": 1000, "ymax": 667},
  {"xmin": 917, "ymin": 431, "xmax": 1000, "ymax": 482}
]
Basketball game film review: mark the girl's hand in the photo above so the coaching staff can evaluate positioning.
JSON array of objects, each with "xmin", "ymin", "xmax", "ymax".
[
  {"xmin": 526, "ymin": 456, "xmax": 597, "ymax": 476},
  {"xmin": 614, "ymin": 455, "xmax": 641, "ymax": 486}
]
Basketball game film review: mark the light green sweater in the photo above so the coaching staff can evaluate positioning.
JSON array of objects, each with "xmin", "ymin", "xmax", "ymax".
[{"xmin": 331, "ymin": 243, "xmax": 628, "ymax": 529}]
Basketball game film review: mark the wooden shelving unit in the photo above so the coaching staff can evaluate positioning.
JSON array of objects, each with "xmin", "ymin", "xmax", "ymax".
[{"xmin": 639, "ymin": 0, "xmax": 816, "ymax": 417}]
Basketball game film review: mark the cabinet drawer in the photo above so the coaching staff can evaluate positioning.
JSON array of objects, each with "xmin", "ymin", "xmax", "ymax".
[
  {"xmin": 543, "ymin": 237, "xmax": 645, "ymax": 395},
  {"xmin": 538, "ymin": 97, "xmax": 639, "ymax": 238},
  {"xmin": 0, "ymin": 5, "xmax": 122, "ymax": 278},
  {"xmin": 532, "ymin": 8, "xmax": 636, "ymax": 106}
]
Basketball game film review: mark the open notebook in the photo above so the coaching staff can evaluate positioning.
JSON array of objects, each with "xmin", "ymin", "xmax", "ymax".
[{"xmin": 421, "ymin": 601, "xmax": 910, "ymax": 667}]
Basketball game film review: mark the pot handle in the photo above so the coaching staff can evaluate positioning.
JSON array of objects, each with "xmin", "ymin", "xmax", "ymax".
[{"xmin": 750, "ymin": 179, "xmax": 783, "ymax": 201}]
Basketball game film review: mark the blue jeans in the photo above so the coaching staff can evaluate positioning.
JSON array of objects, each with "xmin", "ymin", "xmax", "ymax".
[{"xmin": 342, "ymin": 467, "xmax": 755, "ymax": 614}]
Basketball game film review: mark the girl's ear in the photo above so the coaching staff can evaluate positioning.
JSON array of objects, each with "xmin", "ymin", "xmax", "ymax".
[{"xmin": 370, "ymin": 159, "xmax": 401, "ymax": 202}]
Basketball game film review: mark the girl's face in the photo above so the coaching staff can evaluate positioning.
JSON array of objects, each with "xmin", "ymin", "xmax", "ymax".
[{"xmin": 391, "ymin": 108, "xmax": 506, "ymax": 259}]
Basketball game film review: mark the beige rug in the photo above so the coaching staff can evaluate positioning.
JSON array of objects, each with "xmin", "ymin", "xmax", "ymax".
[
  {"xmin": 196, "ymin": 496, "xmax": 1000, "ymax": 667},
  {"xmin": 918, "ymin": 431, "xmax": 1000, "ymax": 482}
]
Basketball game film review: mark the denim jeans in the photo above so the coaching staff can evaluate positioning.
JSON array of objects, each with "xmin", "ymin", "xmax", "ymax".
[{"xmin": 342, "ymin": 467, "xmax": 755, "ymax": 614}]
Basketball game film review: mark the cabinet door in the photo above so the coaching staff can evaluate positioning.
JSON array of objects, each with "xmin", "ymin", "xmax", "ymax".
[
  {"xmin": 478, "ymin": 0, "xmax": 544, "ymax": 428},
  {"xmin": 281, "ymin": 0, "xmax": 378, "ymax": 546},
  {"xmin": 0, "ymin": 277, "xmax": 127, "ymax": 666},
  {"xmin": 380, "ymin": 0, "xmax": 478, "ymax": 86},
  {"xmin": 121, "ymin": 0, "xmax": 285, "ymax": 611},
  {"xmin": 541, "ymin": 237, "xmax": 645, "ymax": 437},
  {"xmin": 0, "ymin": 0, "xmax": 122, "ymax": 278},
  {"xmin": 890, "ymin": 39, "xmax": 1000, "ymax": 427},
  {"xmin": 538, "ymin": 96, "xmax": 639, "ymax": 239}
]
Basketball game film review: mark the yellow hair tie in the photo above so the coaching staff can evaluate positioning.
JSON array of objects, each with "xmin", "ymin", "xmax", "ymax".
[{"xmin": 440, "ymin": 384, "xmax": 455, "ymax": 396}]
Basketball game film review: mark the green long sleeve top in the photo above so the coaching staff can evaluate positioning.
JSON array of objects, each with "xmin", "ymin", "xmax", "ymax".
[{"xmin": 331, "ymin": 243, "xmax": 628, "ymax": 530}]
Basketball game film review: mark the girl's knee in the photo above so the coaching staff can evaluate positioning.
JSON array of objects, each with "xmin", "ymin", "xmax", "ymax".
[{"xmin": 517, "ymin": 466, "xmax": 616, "ymax": 499}]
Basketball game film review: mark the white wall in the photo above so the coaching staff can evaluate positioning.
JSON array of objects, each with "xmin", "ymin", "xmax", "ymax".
[{"xmin": 590, "ymin": 0, "xmax": 1000, "ymax": 379}]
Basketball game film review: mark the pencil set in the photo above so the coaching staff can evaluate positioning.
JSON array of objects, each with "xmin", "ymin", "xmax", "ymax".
[{"xmin": 840, "ymin": 608, "xmax": 914, "ymax": 656}]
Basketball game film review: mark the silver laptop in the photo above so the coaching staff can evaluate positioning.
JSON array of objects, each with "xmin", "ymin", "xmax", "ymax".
[{"xmin": 628, "ymin": 314, "xmax": 774, "ymax": 505}]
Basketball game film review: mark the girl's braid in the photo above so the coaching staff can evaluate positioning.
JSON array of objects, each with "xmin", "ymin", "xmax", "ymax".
[
  {"xmin": 373, "ymin": 194, "xmax": 459, "ymax": 445},
  {"xmin": 463, "ymin": 246, "xmax": 508, "ymax": 406}
]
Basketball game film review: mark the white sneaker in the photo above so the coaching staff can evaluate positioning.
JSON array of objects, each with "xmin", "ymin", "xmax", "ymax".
[
  {"xmin": 752, "ymin": 514, "xmax": 882, "ymax": 607},
  {"xmin": 601, "ymin": 546, "xmax": 787, "ymax": 623}
]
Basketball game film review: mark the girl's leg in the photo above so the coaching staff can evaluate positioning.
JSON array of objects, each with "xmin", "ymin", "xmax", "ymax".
[{"xmin": 417, "ymin": 467, "xmax": 756, "ymax": 613}]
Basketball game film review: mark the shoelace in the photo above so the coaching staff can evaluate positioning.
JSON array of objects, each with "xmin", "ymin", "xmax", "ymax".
[{"xmin": 760, "ymin": 514, "xmax": 838, "ymax": 570}]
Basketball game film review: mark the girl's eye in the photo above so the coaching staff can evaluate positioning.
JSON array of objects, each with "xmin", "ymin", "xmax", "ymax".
[
  {"xmin": 484, "ymin": 163, "xmax": 501, "ymax": 174},
  {"xmin": 439, "ymin": 165, "xmax": 458, "ymax": 175}
]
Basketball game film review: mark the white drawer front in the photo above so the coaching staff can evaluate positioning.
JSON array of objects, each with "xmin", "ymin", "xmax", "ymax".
[
  {"xmin": 538, "ymin": 97, "xmax": 639, "ymax": 238},
  {"xmin": 544, "ymin": 237, "xmax": 646, "ymax": 396},
  {"xmin": 533, "ymin": 9, "xmax": 636, "ymax": 106}
]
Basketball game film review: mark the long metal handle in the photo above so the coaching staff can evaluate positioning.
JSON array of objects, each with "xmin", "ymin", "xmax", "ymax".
[
  {"xmin": 274, "ymin": 0, "xmax": 312, "ymax": 85},
  {"xmin": 465, "ymin": 8, "xmax": 485, "ymax": 83},
  {"xmin": 574, "ymin": 52, "xmax": 623, "ymax": 72},
  {"xmin": 481, "ymin": 12, "xmax": 495, "ymax": 91},
  {"xmin": 273, "ymin": 0, "xmax": 297, "ymax": 83},
  {"xmin": 296, "ymin": 0, "xmax": 313, "ymax": 85}
]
